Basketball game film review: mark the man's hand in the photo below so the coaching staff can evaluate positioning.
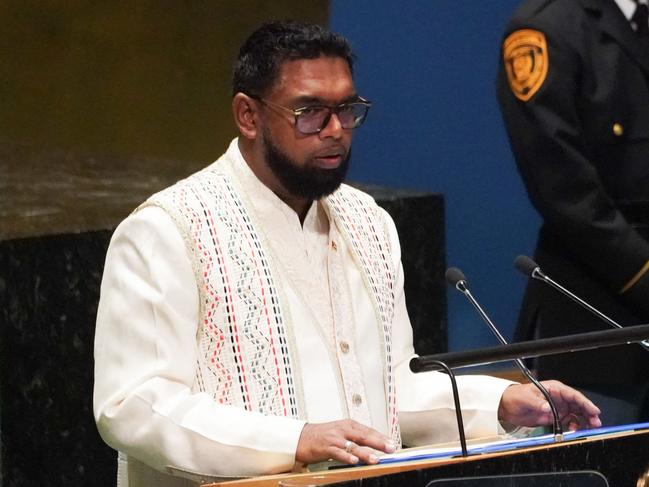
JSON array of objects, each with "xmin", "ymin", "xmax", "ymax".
[
  {"xmin": 295, "ymin": 419, "xmax": 396, "ymax": 466},
  {"xmin": 498, "ymin": 380, "xmax": 601, "ymax": 430}
]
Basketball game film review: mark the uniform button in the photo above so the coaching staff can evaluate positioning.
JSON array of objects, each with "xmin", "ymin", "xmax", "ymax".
[
  {"xmin": 352, "ymin": 393, "xmax": 363, "ymax": 406},
  {"xmin": 612, "ymin": 123, "xmax": 624, "ymax": 136},
  {"xmin": 340, "ymin": 341, "xmax": 350, "ymax": 354}
]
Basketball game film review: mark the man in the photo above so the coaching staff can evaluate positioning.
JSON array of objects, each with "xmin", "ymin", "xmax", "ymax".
[
  {"xmin": 94, "ymin": 21, "xmax": 600, "ymax": 486},
  {"xmin": 497, "ymin": 0, "xmax": 649, "ymax": 425}
]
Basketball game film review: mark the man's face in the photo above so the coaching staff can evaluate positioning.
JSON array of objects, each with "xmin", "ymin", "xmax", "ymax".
[
  {"xmin": 258, "ymin": 56, "xmax": 356, "ymax": 201},
  {"xmin": 262, "ymin": 131, "xmax": 350, "ymax": 200}
]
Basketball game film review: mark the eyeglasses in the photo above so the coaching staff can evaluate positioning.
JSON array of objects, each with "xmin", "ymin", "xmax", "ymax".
[{"xmin": 251, "ymin": 95, "xmax": 372, "ymax": 134}]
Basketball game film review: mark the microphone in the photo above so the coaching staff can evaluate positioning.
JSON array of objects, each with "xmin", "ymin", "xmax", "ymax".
[
  {"xmin": 445, "ymin": 267, "xmax": 564, "ymax": 440},
  {"xmin": 513, "ymin": 255, "xmax": 649, "ymax": 351},
  {"xmin": 426, "ymin": 359, "xmax": 469, "ymax": 457}
]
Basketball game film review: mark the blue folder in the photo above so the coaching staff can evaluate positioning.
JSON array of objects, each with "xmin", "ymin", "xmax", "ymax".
[{"xmin": 377, "ymin": 421, "xmax": 649, "ymax": 465}]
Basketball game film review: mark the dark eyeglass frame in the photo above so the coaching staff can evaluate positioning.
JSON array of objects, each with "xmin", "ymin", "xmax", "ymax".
[{"xmin": 249, "ymin": 94, "xmax": 372, "ymax": 134}]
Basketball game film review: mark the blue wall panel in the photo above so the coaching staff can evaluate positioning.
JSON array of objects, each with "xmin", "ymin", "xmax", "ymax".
[{"xmin": 331, "ymin": 0, "xmax": 541, "ymax": 352}]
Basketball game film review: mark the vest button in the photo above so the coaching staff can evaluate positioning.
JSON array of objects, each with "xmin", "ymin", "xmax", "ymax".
[
  {"xmin": 352, "ymin": 393, "xmax": 363, "ymax": 406},
  {"xmin": 612, "ymin": 123, "xmax": 624, "ymax": 136}
]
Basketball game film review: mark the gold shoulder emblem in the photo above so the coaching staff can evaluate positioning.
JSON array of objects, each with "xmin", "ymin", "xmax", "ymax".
[{"xmin": 503, "ymin": 29, "xmax": 548, "ymax": 101}]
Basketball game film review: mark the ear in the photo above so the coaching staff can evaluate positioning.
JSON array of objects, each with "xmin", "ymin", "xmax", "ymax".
[{"xmin": 232, "ymin": 93, "xmax": 259, "ymax": 140}]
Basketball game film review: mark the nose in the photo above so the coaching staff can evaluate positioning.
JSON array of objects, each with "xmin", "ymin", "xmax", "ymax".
[{"xmin": 318, "ymin": 111, "xmax": 344, "ymax": 140}]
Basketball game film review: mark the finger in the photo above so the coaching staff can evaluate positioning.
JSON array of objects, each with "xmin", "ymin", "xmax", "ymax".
[
  {"xmin": 556, "ymin": 384, "xmax": 601, "ymax": 417},
  {"xmin": 543, "ymin": 381, "xmax": 602, "ymax": 429},
  {"xmin": 327, "ymin": 439, "xmax": 385, "ymax": 465},
  {"xmin": 319, "ymin": 439, "xmax": 354, "ymax": 465},
  {"xmin": 327, "ymin": 446, "xmax": 359, "ymax": 465},
  {"xmin": 345, "ymin": 422, "xmax": 396, "ymax": 453},
  {"xmin": 588, "ymin": 416, "xmax": 603, "ymax": 428},
  {"xmin": 348, "ymin": 445, "xmax": 382, "ymax": 465},
  {"xmin": 541, "ymin": 381, "xmax": 597, "ymax": 413},
  {"xmin": 561, "ymin": 413, "xmax": 580, "ymax": 431}
]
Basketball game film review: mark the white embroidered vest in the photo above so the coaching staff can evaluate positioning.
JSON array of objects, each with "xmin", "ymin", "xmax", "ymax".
[{"xmin": 139, "ymin": 154, "xmax": 401, "ymax": 443}]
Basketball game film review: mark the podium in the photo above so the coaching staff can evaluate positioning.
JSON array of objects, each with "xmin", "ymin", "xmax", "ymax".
[
  {"xmin": 206, "ymin": 428, "xmax": 649, "ymax": 487},
  {"xmin": 424, "ymin": 472, "xmax": 607, "ymax": 486}
]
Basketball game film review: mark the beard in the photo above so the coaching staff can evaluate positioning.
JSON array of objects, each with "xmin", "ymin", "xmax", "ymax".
[{"xmin": 262, "ymin": 130, "xmax": 351, "ymax": 201}]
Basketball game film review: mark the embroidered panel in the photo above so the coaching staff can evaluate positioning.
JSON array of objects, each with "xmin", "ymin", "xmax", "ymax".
[
  {"xmin": 326, "ymin": 186, "xmax": 401, "ymax": 444},
  {"xmin": 147, "ymin": 167, "xmax": 301, "ymax": 419}
]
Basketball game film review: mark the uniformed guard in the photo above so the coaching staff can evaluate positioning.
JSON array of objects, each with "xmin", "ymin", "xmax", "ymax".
[{"xmin": 497, "ymin": 0, "xmax": 649, "ymax": 425}]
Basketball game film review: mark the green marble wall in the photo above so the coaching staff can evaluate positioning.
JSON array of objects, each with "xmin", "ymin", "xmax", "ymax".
[
  {"xmin": 1, "ymin": 1, "xmax": 329, "ymax": 161},
  {"xmin": 0, "ymin": 1, "xmax": 329, "ymax": 240}
]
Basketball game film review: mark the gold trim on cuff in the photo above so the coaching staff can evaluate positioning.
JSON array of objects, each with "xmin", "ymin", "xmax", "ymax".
[{"xmin": 619, "ymin": 260, "xmax": 649, "ymax": 294}]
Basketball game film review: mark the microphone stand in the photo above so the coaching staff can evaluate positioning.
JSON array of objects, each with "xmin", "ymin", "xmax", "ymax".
[
  {"xmin": 451, "ymin": 275, "xmax": 563, "ymax": 441},
  {"xmin": 426, "ymin": 360, "xmax": 468, "ymax": 457},
  {"xmin": 517, "ymin": 256, "xmax": 649, "ymax": 352}
]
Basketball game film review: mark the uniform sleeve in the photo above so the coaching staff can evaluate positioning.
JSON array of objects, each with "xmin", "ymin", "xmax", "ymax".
[
  {"xmin": 381, "ymin": 209, "xmax": 514, "ymax": 446},
  {"xmin": 496, "ymin": 21, "xmax": 649, "ymax": 317},
  {"xmin": 93, "ymin": 206, "xmax": 305, "ymax": 479}
]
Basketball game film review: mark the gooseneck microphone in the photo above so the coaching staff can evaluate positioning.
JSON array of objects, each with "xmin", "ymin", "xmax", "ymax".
[
  {"xmin": 445, "ymin": 267, "xmax": 564, "ymax": 441},
  {"xmin": 513, "ymin": 255, "xmax": 649, "ymax": 352},
  {"xmin": 425, "ymin": 359, "xmax": 469, "ymax": 457}
]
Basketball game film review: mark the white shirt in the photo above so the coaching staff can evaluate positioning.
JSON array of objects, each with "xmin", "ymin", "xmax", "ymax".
[
  {"xmin": 615, "ymin": 0, "xmax": 649, "ymax": 30},
  {"xmin": 93, "ymin": 139, "xmax": 512, "ymax": 486}
]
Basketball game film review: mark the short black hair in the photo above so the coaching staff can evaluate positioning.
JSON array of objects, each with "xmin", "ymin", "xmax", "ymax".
[{"xmin": 232, "ymin": 21, "xmax": 355, "ymax": 97}]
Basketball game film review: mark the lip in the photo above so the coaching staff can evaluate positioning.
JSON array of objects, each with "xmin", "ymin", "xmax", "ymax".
[
  {"xmin": 314, "ymin": 154, "xmax": 344, "ymax": 169},
  {"xmin": 313, "ymin": 147, "xmax": 346, "ymax": 169}
]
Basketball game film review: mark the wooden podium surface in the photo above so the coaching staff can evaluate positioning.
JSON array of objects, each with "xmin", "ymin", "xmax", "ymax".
[{"xmin": 207, "ymin": 429, "xmax": 649, "ymax": 487}]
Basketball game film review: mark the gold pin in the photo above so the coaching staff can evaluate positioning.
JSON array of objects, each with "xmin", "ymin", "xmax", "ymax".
[
  {"xmin": 613, "ymin": 123, "xmax": 624, "ymax": 136},
  {"xmin": 331, "ymin": 240, "xmax": 337, "ymax": 251}
]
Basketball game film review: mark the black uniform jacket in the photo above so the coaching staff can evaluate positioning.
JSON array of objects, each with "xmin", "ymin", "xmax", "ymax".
[{"xmin": 497, "ymin": 0, "xmax": 649, "ymax": 385}]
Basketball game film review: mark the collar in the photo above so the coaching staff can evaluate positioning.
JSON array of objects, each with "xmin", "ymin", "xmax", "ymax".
[
  {"xmin": 580, "ymin": 0, "xmax": 649, "ymax": 74},
  {"xmin": 224, "ymin": 137, "xmax": 323, "ymax": 230},
  {"xmin": 615, "ymin": 0, "xmax": 649, "ymax": 21}
]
